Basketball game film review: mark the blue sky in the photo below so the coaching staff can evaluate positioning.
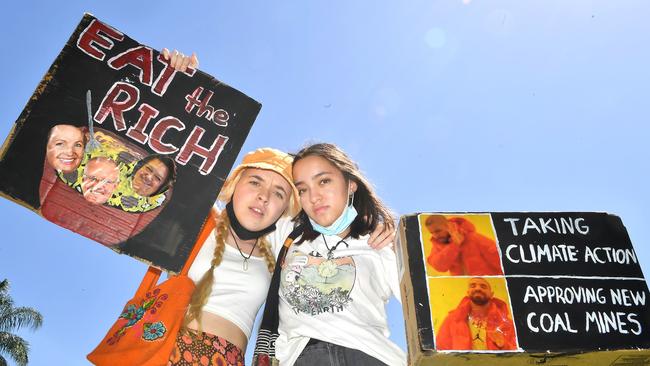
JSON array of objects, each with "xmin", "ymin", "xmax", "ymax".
[{"xmin": 1, "ymin": 1, "xmax": 649, "ymax": 365}]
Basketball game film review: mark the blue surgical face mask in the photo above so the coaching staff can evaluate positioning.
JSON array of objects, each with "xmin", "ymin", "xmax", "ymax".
[{"xmin": 309, "ymin": 188, "xmax": 358, "ymax": 236}]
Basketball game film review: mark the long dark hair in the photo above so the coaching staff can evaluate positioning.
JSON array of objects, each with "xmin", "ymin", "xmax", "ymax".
[{"xmin": 292, "ymin": 143, "xmax": 394, "ymax": 243}]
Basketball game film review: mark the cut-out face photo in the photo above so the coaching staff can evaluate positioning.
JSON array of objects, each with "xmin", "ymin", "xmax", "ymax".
[
  {"xmin": 81, "ymin": 156, "xmax": 120, "ymax": 205},
  {"xmin": 131, "ymin": 156, "xmax": 172, "ymax": 197},
  {"xmin": 111, "ymin": 153, "xmax": 176, "ymax": 213},
  {"xmin": 39, "ymin": 127, "xmax": 177, "ymax": 246},
  {"xmin": 45, "ymin": 124, "xmax": 85, "ymax": 173}
]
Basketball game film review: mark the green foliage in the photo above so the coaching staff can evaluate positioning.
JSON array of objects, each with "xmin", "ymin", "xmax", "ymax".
[{"xmin": 0, "ymin": 280, "xmax": 43, "ymax": 366}]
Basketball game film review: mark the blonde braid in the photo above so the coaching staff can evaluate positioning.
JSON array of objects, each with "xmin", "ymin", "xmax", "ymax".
[
  {"xmin": 184, "ymin": 211, "xmax": 229, "ymax": 329},
  {"xmin": 257, "ymin": 236, "xmax": 276, "ymax": 273}
]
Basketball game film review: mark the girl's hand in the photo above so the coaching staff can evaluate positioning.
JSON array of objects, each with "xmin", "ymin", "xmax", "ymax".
[
  {"xmin": 161, "ymin": 48, "xmax": 199, "ymax": 72},
  {"xmin": 368, "ymin": 221, "xmax": 396, "ymax": 250}
]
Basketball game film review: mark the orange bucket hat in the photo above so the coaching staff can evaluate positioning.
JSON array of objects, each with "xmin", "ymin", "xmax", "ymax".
[{"xmin": 217, "ymin": 148, "xmax": 300, "ymax": 216}]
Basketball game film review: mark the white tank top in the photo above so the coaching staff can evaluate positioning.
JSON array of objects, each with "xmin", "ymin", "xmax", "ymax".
[{"xmin": 188, "ymin": 228, "xmax": 271, "ymax": 339}]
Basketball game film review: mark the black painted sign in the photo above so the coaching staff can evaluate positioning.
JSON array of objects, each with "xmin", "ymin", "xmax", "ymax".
[
  {"xmin": 0, "ymin": 14, "xmax": 261, "ymax": 272},
  {"xmin": 508, "ymin": 277, "xmax": 649, "ymax": 351},
  {"xmin": 400, "ymin": 212, "xmax": 650, "ymax": 354},
  {"xmin": 492, "ymin": 213, "xmax": 643, "ymax": 278}
]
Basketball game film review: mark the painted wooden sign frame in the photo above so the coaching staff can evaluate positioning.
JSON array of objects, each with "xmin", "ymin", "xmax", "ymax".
[
  {"xmin": 398, "ymin": 212, "xmax": 650, "ymax": 365},
  {"xmin": 0, "ymin": 14, "xmax": 261, "ymax": 272}
]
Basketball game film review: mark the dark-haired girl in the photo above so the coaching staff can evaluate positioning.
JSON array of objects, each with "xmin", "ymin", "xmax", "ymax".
[{"xmin": 275, "ymin": 143, "xmax": 406, "ymax": 365}]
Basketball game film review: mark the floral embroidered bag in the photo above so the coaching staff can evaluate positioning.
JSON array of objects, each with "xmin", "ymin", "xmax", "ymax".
[{"xmin": 87, "ymin": 209, "xmax": 217, "ymax": 366}]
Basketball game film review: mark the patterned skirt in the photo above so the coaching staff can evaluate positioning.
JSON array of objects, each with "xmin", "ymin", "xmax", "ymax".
[{"xmin": 167, "ymin": 328, "xmax": 245, "ymax": 366}]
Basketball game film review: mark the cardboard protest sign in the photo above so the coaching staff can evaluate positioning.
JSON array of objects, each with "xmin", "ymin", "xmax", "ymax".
[
  {"xmin": 397, "ymin": 212, "xmax": 650, "ymax": 365},
  {"xmin": 0, "ymin": 14, "xmax": 261, "ymax": 272}
]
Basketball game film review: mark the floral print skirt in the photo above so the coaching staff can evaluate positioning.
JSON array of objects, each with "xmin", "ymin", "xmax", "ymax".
[{"xmin": 167, "ymin": 328, "xmax": 244, "ymax": 366}]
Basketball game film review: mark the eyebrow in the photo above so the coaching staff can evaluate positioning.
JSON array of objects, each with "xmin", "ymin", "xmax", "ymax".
[
  {"xmin": 249, "ymin": 174, "xmax": 289, "ymax": 195},
  {"xmin": 293, "ymin": 171, "xmax": 332, "ymax": 187},
  {"xmin": 249, "ymin": 174, "xmax": 265, "ymax": 182},
  {"xmin": 274, "ymin": 185, "xmax": 288, "ymax": 195}
]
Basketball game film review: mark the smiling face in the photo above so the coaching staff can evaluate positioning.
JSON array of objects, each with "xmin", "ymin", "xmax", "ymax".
[
  {"xmin": 81, "ymin": 157, "xmax": 120, "ymax": 205},
  {"xmin": 467, "ymin": 278, "xmax": 493, "ymax": 306},
  {"xmin": 292, "ymin": 155, "xmax": 357, "ymax": 229},
  {"xmin": 131, "ymin": 158, "xmax": 170, "ymax": 197},
  {"xmin": 46, "ymin": 124, "xmax": 84, "ymax": 173},
  {"xmin": 231, "ymin": 168, "xmax": 292, "ymax": 232}
]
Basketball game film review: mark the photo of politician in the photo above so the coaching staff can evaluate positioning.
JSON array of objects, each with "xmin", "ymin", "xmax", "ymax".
[
  {"xmin": 39, "ymin": 126, "xmax": 175, "ymax": 246},
  {"xmin": 429, "ymin": 277, "xmax": 518, "ymax": 351},
  {"xmin": 117, "ymin": 154, "xmax": 176, "ymax": 212},
  {"xmin": 131, "ymin": 155, "xmax": 173, "ymax": 197},
  {"xmin": 45, "ymin": 124, "xmax": 85, "ymax": 174},
  {"xmin": 43, "ymin": 127, "xmax": 176, "ymax": 212},
  {"xmin": 80, "ymin": 156, "xmax": 120, "ymax": 205},
  {"xmin": 419, "ymin": 213, "xmax": 504, "ymax": 277}
]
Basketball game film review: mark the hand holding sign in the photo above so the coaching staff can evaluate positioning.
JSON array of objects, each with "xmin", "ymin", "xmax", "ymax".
[{"xmin": 161, "ymin": 48, "xmax": 199, "ymax": 72}]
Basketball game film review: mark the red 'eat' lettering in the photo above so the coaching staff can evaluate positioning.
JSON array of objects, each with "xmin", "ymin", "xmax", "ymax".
[
  {"xmin": 108, "ymin": 46, "xmax": 154, "ymax": 86},
  {"xmin": 76, "ymin": 19, "xmax": 124, "ymax": 61}
]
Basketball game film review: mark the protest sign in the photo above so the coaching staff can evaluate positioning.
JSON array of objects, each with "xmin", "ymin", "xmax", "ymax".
[
  {"xmin": 0, "ymin": 14, "xmax": 261, "ymax": 272},
  {"xmin": 398, "ymin": 212, "xmax": 650, "ymax": 365}
]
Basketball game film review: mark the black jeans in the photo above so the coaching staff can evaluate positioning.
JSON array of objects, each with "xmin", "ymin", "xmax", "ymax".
[{"xmin": 294, "ymin": 339, "xmax": 387, "ymax": 366}]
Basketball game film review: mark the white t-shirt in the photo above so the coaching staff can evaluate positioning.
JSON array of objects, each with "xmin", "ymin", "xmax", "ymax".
[
  {"xmin": 276, "ymin": 233, "xmax": 406, "ymax": 366},
  {"xmin": 187, "ymin": 215, "xmax": 294, "ymax": 339}
]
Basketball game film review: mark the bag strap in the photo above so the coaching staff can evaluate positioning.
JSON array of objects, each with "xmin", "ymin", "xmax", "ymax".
[
  {"xmin": 253, "ymin": 224, "xmax": 303, "ymax": 363},
  {"xmin": 134, "ymin": 208, "xmax": 218, "ymax": 297},
  {"xmin": 134, "ymin": 266, "xmax": 163, "ymax": 299},
  {"xmin": 180, "ymin": 208, "xmax": 218, "ymax": 276}
]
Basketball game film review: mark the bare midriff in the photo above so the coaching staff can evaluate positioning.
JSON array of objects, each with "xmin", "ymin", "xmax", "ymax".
[{"xmin": 186, "ymin": 311, "xmax": 248, "ymax": 351}]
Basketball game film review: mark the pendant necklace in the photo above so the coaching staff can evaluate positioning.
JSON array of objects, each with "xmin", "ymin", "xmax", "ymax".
[
  {"xmin": 317, "ymin": 234, "xmax": 349, "ymax": 279},
  {"xmin": 229, "ymin": 227, "xmax": 258, "ymax": 271}
]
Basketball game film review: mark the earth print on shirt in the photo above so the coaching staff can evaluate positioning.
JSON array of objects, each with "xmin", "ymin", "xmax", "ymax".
[{"xmin": 280, "ymin": 250, "xmax": 356, "ymax": 315}]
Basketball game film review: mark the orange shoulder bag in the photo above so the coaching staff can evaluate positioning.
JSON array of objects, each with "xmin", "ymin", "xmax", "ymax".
[{"xmin": 87, "ymin": 209, "xmax": 217, "ymax": 366}]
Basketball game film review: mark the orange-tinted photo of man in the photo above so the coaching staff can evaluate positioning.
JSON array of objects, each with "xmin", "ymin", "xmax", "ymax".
[
  {"xmin": 425, "ymin": 214, "xmax": 503, "ymax": 276},
  {"xmin": 436, "ymin": 277, "xmax": 517, "ymax": 351}
]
